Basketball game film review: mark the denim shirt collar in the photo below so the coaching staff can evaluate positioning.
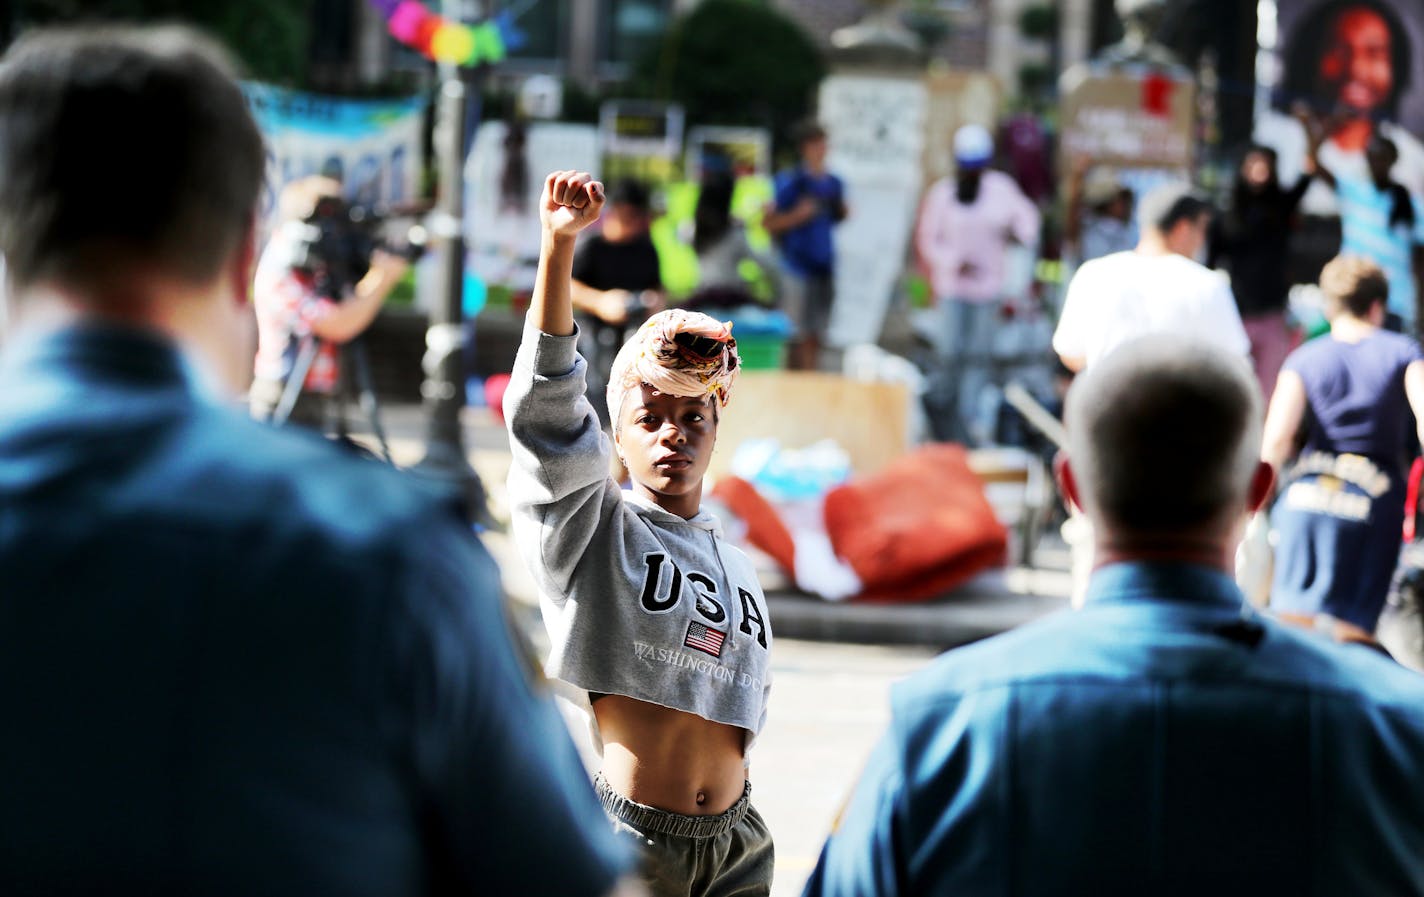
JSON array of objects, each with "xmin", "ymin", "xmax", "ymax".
[
  {"xmin": 2, "ymin": 323, "xmax": 197, "ymax": 394},
  {"xmin": 1083, "ymin": 561, "xmax": 1245, "ymax": 612}
]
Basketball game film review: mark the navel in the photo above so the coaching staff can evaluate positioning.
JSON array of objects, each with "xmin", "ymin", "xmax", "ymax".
[{"xmin": 696, "ymin": 790, "xmax": 708, "ymax": 806}]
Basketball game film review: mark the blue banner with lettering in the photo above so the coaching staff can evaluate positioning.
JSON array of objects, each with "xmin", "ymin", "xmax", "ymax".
[{"xmin": 244, "ymin": 83, "xmax": 426, "ymax": 229}]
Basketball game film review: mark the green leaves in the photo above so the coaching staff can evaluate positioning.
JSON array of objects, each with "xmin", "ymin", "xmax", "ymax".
[
  {"xmin": 629, "ymin": 0, "xmax": 825, "ymax": 156},
  {"xmin": 15, "ymin": 0, "xmax": 314, "ymax": 85}
]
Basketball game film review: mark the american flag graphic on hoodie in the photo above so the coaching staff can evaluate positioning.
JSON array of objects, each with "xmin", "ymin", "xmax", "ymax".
[{"xmin": 684, "ymin": 621, "xmax": 727, "ymax": 657}]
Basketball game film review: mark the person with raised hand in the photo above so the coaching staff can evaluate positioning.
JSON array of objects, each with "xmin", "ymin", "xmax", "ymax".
[{"xmin": 505, "ymin": 171, "xmax": 776, "ymax": 897}]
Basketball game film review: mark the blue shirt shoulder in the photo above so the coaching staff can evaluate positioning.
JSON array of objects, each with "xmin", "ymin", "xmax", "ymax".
[
  {"xmin": 806, "ymin": 562, "xmax": 1424, "ymax": 897},
  {"xmin": 0, "ymin": 326, "xmax": 631, "ymax": 897}
]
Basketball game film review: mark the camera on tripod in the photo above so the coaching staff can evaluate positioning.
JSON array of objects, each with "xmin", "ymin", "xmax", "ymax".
[{"xmin": 284, "ymin": 194, "xmax": 429, "ymax": 300}]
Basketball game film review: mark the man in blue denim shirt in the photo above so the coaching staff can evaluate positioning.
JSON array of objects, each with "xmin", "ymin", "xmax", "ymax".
[
  {"xmin": 0, "ymin": 27, "xmax": 636, "ymax": 897},
  {"xmin": 806, "ymin": 336, "xmax": 1424, "ymax": 896}
]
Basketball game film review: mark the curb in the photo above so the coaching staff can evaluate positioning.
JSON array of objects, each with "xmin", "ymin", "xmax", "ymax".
[{"xmin": 765, "ymin": 580, "xmax": 1068, "ymax": 648}]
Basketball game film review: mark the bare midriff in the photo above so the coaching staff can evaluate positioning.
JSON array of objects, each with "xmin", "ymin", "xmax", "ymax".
[{"xmin": 593, "ymin": 694, "xmax": 748, "ymax": 816}]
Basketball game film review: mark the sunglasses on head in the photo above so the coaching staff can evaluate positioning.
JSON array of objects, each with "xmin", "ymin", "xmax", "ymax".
[{"xmin": 673, "ymin": 332, "xmax": 739, "ymax": 369}]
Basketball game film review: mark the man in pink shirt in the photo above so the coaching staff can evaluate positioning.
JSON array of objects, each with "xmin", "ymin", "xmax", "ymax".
[{"xmin": 915, "ymin": 124, "xmax": 1041, "ymax": 444}]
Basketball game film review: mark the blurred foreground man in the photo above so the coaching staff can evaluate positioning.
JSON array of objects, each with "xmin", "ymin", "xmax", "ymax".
[
  {"xmin": 0, "ymin": 27, "xmax": 635, "ymax": 897},
  {"xmin": 805, "ymin": 337, "xmax": 1424, "ymax": 896}
]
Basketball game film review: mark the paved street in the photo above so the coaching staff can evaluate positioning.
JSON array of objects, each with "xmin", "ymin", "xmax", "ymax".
[{"xmin": 754, "ymin": 638, "xmax": 941, "ymax": 896}]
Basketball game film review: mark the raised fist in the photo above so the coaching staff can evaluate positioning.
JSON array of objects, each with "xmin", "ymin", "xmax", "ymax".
[{"xmin": 541, "ymin": 170, "xmax": 604, "ymax": 237}]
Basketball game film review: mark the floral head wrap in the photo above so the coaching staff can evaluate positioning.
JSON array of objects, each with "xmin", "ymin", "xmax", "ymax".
[{"xmin": 606, "ymin": 309, "xmax": 740, "ymax": 428}]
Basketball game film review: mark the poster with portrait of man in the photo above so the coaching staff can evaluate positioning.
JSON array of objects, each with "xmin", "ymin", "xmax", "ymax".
[{"xmin": 1256, "ymin": 0, "xmax": 1424, "ymax": 214}]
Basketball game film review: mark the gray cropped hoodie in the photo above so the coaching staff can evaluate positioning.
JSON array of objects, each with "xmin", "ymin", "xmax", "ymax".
[{"xmin": 504, "ymin": 323, "xmax": 773, "ymax": 753}]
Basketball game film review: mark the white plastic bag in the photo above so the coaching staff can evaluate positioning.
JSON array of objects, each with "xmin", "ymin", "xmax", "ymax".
[{"xmin": 1235, "ymin": 512, "xmax": 1274, "ymax": 609}]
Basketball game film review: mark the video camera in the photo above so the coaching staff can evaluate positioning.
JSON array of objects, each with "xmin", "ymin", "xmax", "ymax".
[{"xmin": 284, "ymin": 194, "xmax": 429, "ymax": 300}]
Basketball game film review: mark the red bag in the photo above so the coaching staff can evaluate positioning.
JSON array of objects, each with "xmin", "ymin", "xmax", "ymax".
[{"xmin": 824, "ymin": 444, "xmax": 1007, "ymax": 603}]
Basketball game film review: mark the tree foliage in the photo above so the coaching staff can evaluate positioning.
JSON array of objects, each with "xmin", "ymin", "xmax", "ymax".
[
  {"xmin": 630, "ymin": 0, "xmax": 824, "ymax": 151},
  {"xmin": 14, "ymin": 0, "xmax": 314, "ymax": 85}
]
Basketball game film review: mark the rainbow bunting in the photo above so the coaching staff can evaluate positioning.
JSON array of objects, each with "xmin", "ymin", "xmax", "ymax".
[{"xmin": 369, "ymin": 1, "xmax": 522, "ymax": 66}]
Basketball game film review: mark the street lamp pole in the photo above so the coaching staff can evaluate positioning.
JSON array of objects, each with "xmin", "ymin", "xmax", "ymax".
[{"xmin": 414, "ymin": 0, "xmax": 491, "ymax": 525}]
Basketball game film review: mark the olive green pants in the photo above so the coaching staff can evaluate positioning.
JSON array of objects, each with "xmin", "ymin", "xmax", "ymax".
[{"xmin": 595, "ymin": 774, "xmax": 774, "ymax": 897}]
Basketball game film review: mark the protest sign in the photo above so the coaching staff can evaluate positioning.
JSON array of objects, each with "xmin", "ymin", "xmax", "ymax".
[{"xmin": 1058, "ymin": 63, "xmax": 1197, "ymax": 199}]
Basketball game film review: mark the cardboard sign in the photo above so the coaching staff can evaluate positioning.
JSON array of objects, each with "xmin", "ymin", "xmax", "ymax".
[{"xmin": 1058, "ymin": 63, "xmax": 1196, "ymax": 196}]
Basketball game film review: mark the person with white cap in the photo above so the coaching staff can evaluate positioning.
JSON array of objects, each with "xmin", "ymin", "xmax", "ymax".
[{"xmin": 914, "ymin": 123, "xmax": 1041, "ymax": 444}]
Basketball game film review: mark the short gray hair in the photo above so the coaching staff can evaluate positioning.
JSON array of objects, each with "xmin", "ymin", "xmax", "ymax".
[{"xmin": 1064, "ymin": 336, "xmax": 1261, "ymax": 532}]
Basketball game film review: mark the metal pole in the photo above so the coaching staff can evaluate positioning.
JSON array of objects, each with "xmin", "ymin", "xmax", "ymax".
[{"xmin": 413, "ymin": 0, "xmax": 492, "ymax": 526}]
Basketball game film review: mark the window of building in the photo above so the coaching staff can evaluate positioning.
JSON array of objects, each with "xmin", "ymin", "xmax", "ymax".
[
  {"xmin": 495, "ymin": 0, "xmax": 569, "ymax": 64},
  {"xmin": 598, "ymin": 0, "xmax": 671, "ymax": 69}
]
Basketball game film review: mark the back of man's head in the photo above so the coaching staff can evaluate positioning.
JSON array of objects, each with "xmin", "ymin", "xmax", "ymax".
[
  {"xmin": 1065, "ymin": 336, "xmax": 1261, "ymax": 535},
  {"xmin": 1135, "ymin": 182, "xmax": 1211, "ymax": 238},
  {"xmin": 0, "ymin": 26, "xmax": 265, "ymax": 293}
]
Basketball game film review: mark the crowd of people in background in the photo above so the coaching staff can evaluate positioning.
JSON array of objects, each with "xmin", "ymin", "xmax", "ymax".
[{"xmin": 7, "ymin": 15, "xmax": 1424, "ymax": 897}]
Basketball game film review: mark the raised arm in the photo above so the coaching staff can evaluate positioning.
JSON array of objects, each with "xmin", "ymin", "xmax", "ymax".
[
  {"xmin": 532, "ymin": 170, "xmax": 604, "ymax": 336},
  {"xmin": 503, "ymin": 171, "xmax": 617, "ymax": 601},
  {"xmin": 1295, "ymin": 106, "xmax": 1337, "ymax": 191},
  {"xmin": 309, "ymin": 250, "xmax": 410, "ymax": 344}
]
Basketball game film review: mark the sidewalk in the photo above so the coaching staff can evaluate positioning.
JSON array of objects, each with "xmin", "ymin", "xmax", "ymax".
[{"xmin": 364, "ymin": 401, "xmax": 1072, "ymax": 649}]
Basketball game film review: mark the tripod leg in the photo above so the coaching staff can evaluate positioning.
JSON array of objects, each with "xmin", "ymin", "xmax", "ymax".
[
  {"xmin": 344, "ymin": 337, "xmax": 392, "ymax": 463},
  {"xmin": 273, "ymin": 337, "xmax": 320, "ymax": 426}
]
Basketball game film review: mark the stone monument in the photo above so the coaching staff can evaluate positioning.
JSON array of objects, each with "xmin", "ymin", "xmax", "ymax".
[{"xmin": 818, "ymin": 1, "xmax": 927, "ymax": 351}]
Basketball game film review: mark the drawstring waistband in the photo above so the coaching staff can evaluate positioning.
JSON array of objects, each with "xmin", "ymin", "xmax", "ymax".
[{"xmin": 594, "ymin": 774, "xmax": 751, "ymax": 839}]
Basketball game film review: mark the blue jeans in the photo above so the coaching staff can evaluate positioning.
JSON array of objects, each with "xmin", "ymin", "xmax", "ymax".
[{"xmin": 926, "ymin": 297, "xmax": 1000, "ymax": 444}]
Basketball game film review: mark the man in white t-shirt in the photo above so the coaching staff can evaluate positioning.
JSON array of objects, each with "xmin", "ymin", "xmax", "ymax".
[
  {"xmin": 1054, "ymin": 183, "xmax": 1251, "ymax": 605},
  {"xmin": 1054, "ymin": 183, "xmax": 1250, "ymax": 372}
]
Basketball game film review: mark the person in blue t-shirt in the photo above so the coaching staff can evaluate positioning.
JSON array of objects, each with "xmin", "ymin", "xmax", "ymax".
[
  {"xmin": 1307, "ymin": 122, "xmax": 1424, "ymax": 334},
  {"xmin": 1262, "ymin": 254, "xmax": 1424, "ymax": 638},
  {"xmin": 764, "ymin": 119, "xmax": 847, "ymax": 370}
]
